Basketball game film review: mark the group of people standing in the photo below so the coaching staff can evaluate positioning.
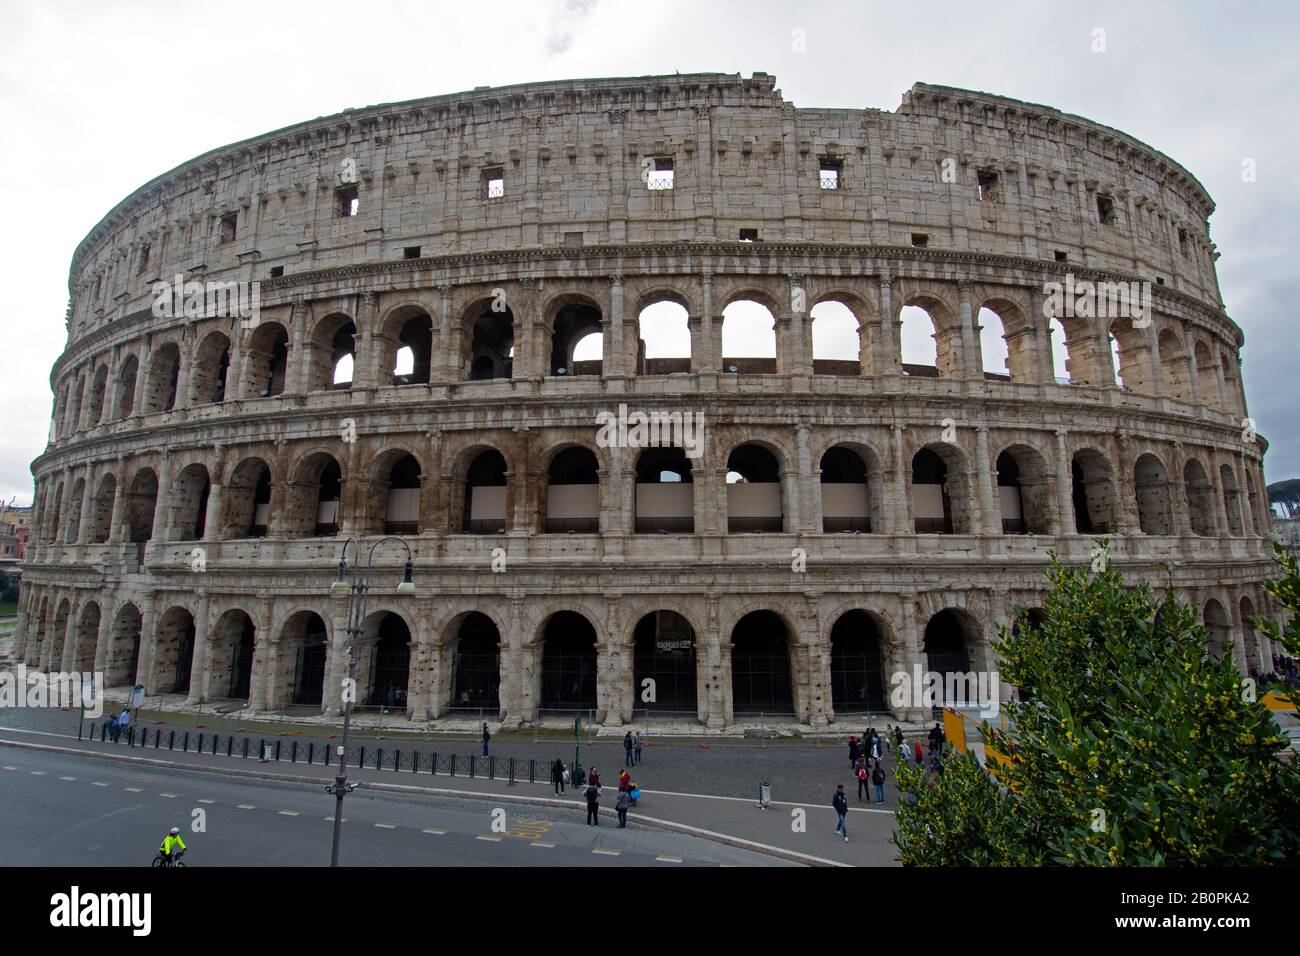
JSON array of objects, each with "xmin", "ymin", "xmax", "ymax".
[
  {"xmin": 846, "ymin": 726, "xmax": 893, "ymax": 805},
  {"xmin": 575, "ymin": 765, "xmax": 639, "ymax": 827},
  {"xmin": 101, "ymin": 708, "xmax": 132, "ymax": 743}
]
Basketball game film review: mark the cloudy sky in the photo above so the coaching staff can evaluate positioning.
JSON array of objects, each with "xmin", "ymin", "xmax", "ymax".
[{"xmin": 1, "ymin": 0, "xmax": 1296, "ymax": 505}]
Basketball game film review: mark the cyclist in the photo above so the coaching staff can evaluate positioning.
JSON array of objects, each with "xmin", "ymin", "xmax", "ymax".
[{"xmin": 159, "ymin": 826, "xmax": 186, "ymax": 865}]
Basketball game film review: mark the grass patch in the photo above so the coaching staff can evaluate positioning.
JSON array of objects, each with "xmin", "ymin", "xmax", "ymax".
[{"xmin": 0, "ymin": 600, "xmax": 17, "ymax": 618}]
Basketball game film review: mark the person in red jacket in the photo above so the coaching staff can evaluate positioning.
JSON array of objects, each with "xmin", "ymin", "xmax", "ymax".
[
  {"xmin": 913, "ymin": 740, "xmax": 924, "ymax": 765},
  {"xmin": 618, "ymin": 769, "xmax": 631, "ymax": 792},
  {"xmin": 587, "ymin": 766, "xmax": 601, "ymax": 788}
]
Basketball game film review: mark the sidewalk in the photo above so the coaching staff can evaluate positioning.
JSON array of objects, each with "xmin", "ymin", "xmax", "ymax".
[{"xmin": 0, "ymin": 724, "xmax": 899, "ymax": 866}]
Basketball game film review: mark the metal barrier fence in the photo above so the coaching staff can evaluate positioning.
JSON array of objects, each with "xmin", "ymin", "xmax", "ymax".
[{"xmin": 79, "ymin": 722, "xmax": 541, "ymax": 784}]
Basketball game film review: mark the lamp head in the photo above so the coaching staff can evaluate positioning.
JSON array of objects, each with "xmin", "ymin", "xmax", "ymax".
[{"xmin": 397, "ymin": 557, "xmax": 415, "ymax": 594}]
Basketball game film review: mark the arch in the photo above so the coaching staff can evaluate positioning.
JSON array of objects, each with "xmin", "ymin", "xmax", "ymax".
[
  {"xmin": 114, "ymin": 354, "xmax": 138, "ymax": 419},
  {"xmin": 978, "ymin": 307, "xmax": 1011, "ymax": 380},
  {"xmin": 1134, "ymin": 453, "xmax": 1173, "ymax": 535},
  {"xmin": 1158, "ymin": 329, "xmax": 1193, "ymax": 402},
  {"xmin": 996, "ymin": 444, "xmax": 1052, "ymax": 534},
  {"xmin": 460, "ymin": 449, "xmax": 506, "ymax": 534},
  {"xmin": 309, "ymin": 313, "xmax": 356, "ymax": 390},
  {"xmin": 274, "ymin": 610, "xmax": 329, "ymax": 709},
  {"xmin": 911, "ymin": 444, "xmax": 973, "ymax": 534},
  {"xmin": 243, "ymin": 322, "xmax": 289, "ymax": 398},
  {"xmin": 810, "ymin": 300, "xmax": 861, "ymax": 376},
  {"xmin": 47, "ymin": 599, "xmax": 72, "ymax": 669},
  {"xmin": 447, "ymin": 611, "xmax": 501, "ymax": 714},
  {"xmin": 72, "ymin": 602, "xmax": 101, "ymax": 672},
  {"xmin": 126, "ymin": 468, "xmax": 158, "ymax": 543},
  {"xmin": 549, "ymin": 296, "xmax": 604, "ymax": 377},
  {"xmin": 538, "ymin": 610, "xmax": 598, "ymax": 711},
  {"xmin": 189, "ymin": 331, "xmax": 231, "ymax": 406},
  {"xmin": 899, "ymin": 302, "xmax": 944, "ymax": 377},
  {"xmin": 221, "ymin": 457, "xmax": 272, "ymax": 539},
  {"xmin": 726, "ymin": 443, "xmax": 784, "ymax": 533},
  {"xmin": 543, "ymin": 445, "xmax": 600, "ymax": 533},
  {"xmin": 1182, "ymin": 459, "xmax": 1216, "ymax": 536},
  {"xmin": 1071, "ymin": 448, "xmax": 1117, "ymax": 534},
  {"xmin": 1048, "ymin": 317, "xmax": 1071, "ymax": 383},
  {"xmin": 634, "ymin": 447, "xmax": 694, "ymax": 533},
  {"xmin": 142, "ymin": 342, "xmax": 180, "ymax": 414},
  {"xmin": 107, "ymin": 602, "xmax": 142, "ymax": 688},
  {"xmin": 632, "ymin": 610, "xmax": 697, "ymax": 715},
  {"xmin": 979, "ymin": 297, "xmax": 1036, "ymax": 382},
  {"xmin": 209, "ymin": 609, "xmax": 256, "ymax": 700},
  {"xmin": 1109, "ymin": 322, "xmax": 1152, "ymax": 393},
  {"xmin": 462, "ymin": 299, "xmax": 514, "ymax": 381},
  {"xmin": 636, "ymin": 298, "xmax": 691, "ymax": 375},
  {"xmin": 923, "ymin": 609, "xmax": 979, "ymax": 705},
  {"xmin": 88, "ymin": 473, "xmax": 116, "ymax": 544},
  {"xmin": 829, "ymin": 610, "xmax": 887, "ymax": 715},
  {"xmin": 721, "ymin": 299, "xmax": 778, "ymax": 374},
  {"xmin": 151, "ymin": 606, "xmax": 196, "ymax": 695},
  {"xmin": 284, "ymin": 452, "xmax": 344, "ymax": 538},
  {"xmin": 1204, "ymin": 599, "xmax": 1231, "ymax": 660},
  {"xmin": 86, "ymin": 364, "xmax": 109, "ymax": 426},
  {"xmin": 819, "ymin": 444, "xmax": 880, "ymax": 533},
  {"xmin": 356, "ymin": 611, "xmax": 412, "ymax": 710},
  {"xmin": 730, "ymin": 609, "xmax": 794, "ymax": 715},
  {"xmin": 1220, "ymin": 463, "xmax": 1244, "ymax": 536},
  {"xmin": 171, "ymin": 463, "xmax": 211, "ymax": 542}
]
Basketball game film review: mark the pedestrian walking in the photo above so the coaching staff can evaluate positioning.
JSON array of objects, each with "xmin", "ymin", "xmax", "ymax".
[
  {"xmin": 623, "ymin": 730, "xmax": 634, "ymax": 766},
  {"xmin": 117, "ymin": 709, "xmax": 131, "ymax": 743},
  {"xmin": 481, "ymin": 722, "xmax": 491, "ymax": 757},
  {"xmin": 585, "ymin": 782, "xmax": 601, "ymax": 826},
  {"xmin": 848, "ymin": 735, "xmax": 860, "ymax": 768},
  {"xmin": 930, "ymin": 751, "xmax": 943, "ymax": 775},
  {"xmin": 618, "ymin": 768, "xmax": 631, "ymax": 793},
  {"xmin": 856, "ymin": 761, "xmax": 870, "ymax": 801},
  {"xmin": 928, "ymin": 721, "xmax": 943, "ymax": 752},
  {"xmin": 833, "ymin": 784, "xmax": 849, "ymax": 842},
  {"xmin": 913, "ymin": 740, "xmax": 924, "ymax": 765},
  {"xmin": 633, "ymin": 732, "xmax": 643, "ymax": 765},
  {"xmin": 615, "ymin": 789, "xmax": 630, "ymax": 828},
  {"xmin": 872, "ymin": 761, "xmax": 886, "ymax": 804},
  {"xmin": 871, "ymin": 731, "xmax": 882, "ymax": 760},
  {"xmin": 893, "ymin": 725, "xmax": 904, "ymax": 754},
  {"xmin": 108, "ymin": 713, "xmax": 120, "ymax": 743},
  {"xmin": 551, "ymin": 758, "xmax": 566, "ymax": 795}
]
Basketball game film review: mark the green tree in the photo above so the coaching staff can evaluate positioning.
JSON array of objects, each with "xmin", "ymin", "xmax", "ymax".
[
  {"xmin": 893, "ymin": 546, "xmax": 1300, "ymax": 866},
  {"xmin": 1258, "ymin": 543, "xmax": 1300, "ymax": 709}
]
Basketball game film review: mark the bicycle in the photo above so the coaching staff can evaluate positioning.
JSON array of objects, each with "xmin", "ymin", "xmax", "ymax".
[{"xmin": 151, "ymin": 848, "xmax": 186, "ymax": 868}]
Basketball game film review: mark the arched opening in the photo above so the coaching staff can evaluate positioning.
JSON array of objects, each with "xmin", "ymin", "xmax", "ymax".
[
  {"xmin": 633, "ymin": 610, "xmax": 697, "ymax": 715},
  {"xmin": 465, "ymin": 303, "xmax": 514, "ymax": 381},
  {"xmin": 392, "ymin": 312, "xmax": 433, "ymax": 386},
  {"xmin": 996, "ymin": 446, "xmax": 1052, "ymax": 534},
  {"xmin": 1220, "ymin": 464, "xmax": 1244, "ymax": 536},
  {"xmin": 283, "ymin": 453, "xmax": 343, "ymax": 538},
  {"xmin": 1158, "ymin": 330, "xmax": 1193, "ymax": 403},
  {"xmin": 730, "ymin": 610, "xmax": 794, "ymax": 715},
  {"xmin": 539, "ymin": 611, "xmax": 597, "ymax": 711},
  {"xmin": 543, "ymin": 446, "xmax": 600, "ymax": 533},
  {"xmin": 829, "ymin": 610, "xmax": 886, "ymax": 715},
  {"xmin": 48, "ymin": 601, "xmax": 71, "ymax": 669},
  {"xmin": 721, "ymin": 299, "xmax": 778, "ymax": 374},
  {"xmin": 899, "ymin": 303, "xmax": 942, "ymax": 377},
  {"xmin": 1134, "ymin": 453, "xmax": 1173, "ymax": 535},
  {"xmin": 1109, "ymin": 324, "xmax": 1152, "ymax": 393},
  {"xmin": 462, "ymin": 449, "xmax": 507, "ymax": 534},
  {"xmin": 143, "ymin": 343, "xmax": 180, "ymax": 413},
  {"xmin": 383, "ymin": 454, "xmax": 422, "ymax": 535},
  {"xmin": 1204, "ymin": 599, "xmax": 1231, "ymax": 660},
  {"xmin": 1011, "ymin": 607, "xmax": 1047, "ymax": 701},
  {"xmin": 310, "ymin": 315, "xmax": 356, "ymax": 391},
  {"xmin": 924, "ymin": 609, "xmax": 977, "ymax": 705},
  {"xmin": 810, "ymin": 300, "xmax": 861, "ymax": 377},
  {"xmin": 126, "ymin": 469, "xmax": 158, "ymax": 543},
  {"xmin": 210, "ymin": 610, "xmax": 256, "ymax": 701},
  {"xmin": 107, "ymin": 603, "xmax": 142, "ymax": 688},
  {"xmin": 222, "ymin": 459, "xmax": 272, "ymax": 539},
  {"xmin": 189, "ymin": 332, "xmax": 231, "ymax": 406},
  {"xmin": 114, "ymin": 355, "xmax": 138, "ymax": 419},
  {"xmin": 73, "ymin": 603, "xmax": 100, "ymax": 672},
  {"xmin": 448, "ymin": 612, "xmax": 501, "ymax": 714},
  {"xmin": 274, "ymin": 611, "xmax": 328, "ymax": 709},
  {"xmin": 1183, "ymin": 459, "xmax": 1216, "ymax": 536},
  {"xmin": 27, "ymin": 597, "xmax": 48, "ymax": 667},
  {"xmin": 358, "ymin": 613, "xmax": 411, "ymax": 710},
  {"xmin": 726, "ymin": 443, "xmax": 783, "ymax": 532},
  {"xmin": 67, "ymin": 377, "xmax": 85, "ymax": 433},
  {"xmin": 1048, "ymin": 317, "xmax": 1071, "ymax": 383},
  {"xmin": 89, "ymin": 474, "xmax": 116, "ymax": 544},
  {"xmin": 634, "ymin": 447, "xmax": 693, "ymax": 533},
  {"xmin": 636, "ymin": 299, "xmax": 691, "ymax": 375},
  {"xmin": 47, "ymin": 483, "xmax": 64, "ymax": 543},
  {"xmin": 820, "ymin": 445, "xmax": 877, "ymax": 533},
  {"xmin": 912, "ymin": 446, "xmax": 973, "ymax": 534},
  {"xmin": 171, "ymin": 464, "xmax": 210, "ymax": 541},
  {"xmin": 152, "ymin": 607, "xmax": 196, "ymax": 695},
  {"xmin": 1071, "ymin": 449, "xmax": 1117, "ymax": 534},
  {"xmin": 978, "ymin": 307, "xmax": 1011, "ymax": 380},
  {"xmin": 549, "ymin": 299, "xmax": 603, "ymax": 377},
  {"xmin": 86, "ymin": 365, "xmax": 109, "ymax": 425},
  {"xmin": 244, "ymin": 323, "xmax": 289, "ymax": 398}
]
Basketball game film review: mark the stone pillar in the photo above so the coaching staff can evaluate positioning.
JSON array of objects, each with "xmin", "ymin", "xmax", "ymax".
[
  {"xmin": 354, "ymin": 292, "xmax": 381, "ymax": 390},
  {"xmin": 1235, "ymin": 456, "xmax": 1257, "ymax": 537},
  {"xmin": 784, "ymin": 275, "xmax": 810, "ymax": 377},
  {"xmin": 890, "ymin": 424, "xmax": 909, "ymax": 534},
  {"xmin": 322, "ymin": 598, "xmax": 350, "ymax": 718},
  {"xmin": 245, "ymin": 599, "xmax": 275, "ymax": 713},
  {"xmin": 974, "ymin": 427, "xmax": 999, "ymax": 534},
  {"xmin": 153, "ymin": 455, "xmax": 173, "ymax": 544},
  {"xmin": 1166, "ymin": 442, "xmax": 1193, "ymax": 536},
  {"xmin": 132, "ymin": 340, "xmax": 151, "ymax": 417},
  {"xmin": 438, "ymin": 285, "xmax": 457, "ymax": 382},
  {"xmin": 76, "ymin": 470, "xmax": 95, "ymax": 544},
  {"xmin": 696, "ymin": 465, "xmax": 724, "ymax": 535},
  {"xmin": 93, "ymin": 600, "xmax": 113, "ymax": 672},
  {"xmin": 1209, "ymin": 458, "xmax": 1233, "ymax": 538},
  {"xmin": 136, "ymin": 592, "xmax": 158, "ymax": 694},
  {"xmin": 1054, "ymin": 430, "xmax": 1075, "ymax": 534},
  {"xmin": 875, "ymin": 277, "xmax": 898, "ymax": 387},
  {"xmin": 958, "ymin": 282, "xmax": 979, "ymax": 381},
  {"xmin": 606, "ymin": 275, "xmax": 627, "ymax": 380},
  {"xmin": 185, "ymin": 597, "xmax": 210, "ymax": 705},
  {"xmin": 285, "ymin": 299, "xmax": 308, "ymax": 396},
  {"xmin": 795, "ymin": 423, "xmax": 816, "ymax": 534}
]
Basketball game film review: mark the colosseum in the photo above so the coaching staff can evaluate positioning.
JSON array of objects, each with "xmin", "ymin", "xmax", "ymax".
[{"xmin": 14, "ymin": 71, "xmax": 1279, "ymax": 730}]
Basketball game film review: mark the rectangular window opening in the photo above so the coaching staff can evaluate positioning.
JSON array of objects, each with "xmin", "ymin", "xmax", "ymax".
[
  {"xmin": 269, "ymin": 266, "xmax": 284, "ymax": 279},
  {"xmin": 137, "ymin": 244, "xmax": 151, "ymax": 276},
  {"xmin": 483, "ymin": 167, "xmax": 505, "ymax": 199},
  {"xmin": 336, "ymin": 185, "xmax": 359, "ymax": 218},
  {"xmin": 563, "ymin": 232, "xmax": 584, "ymax": 247},
  {"xmin": 218, "ymin": 213, "xmax": 238, "ymax": 243},
  {"xmin": 738, "ymin": 228, "xmax": 759, "ymax": 243},
  {"xmin": 1054, "ymin": 250, "xmax": 1069, "ymax": 263},
  {"xmin": 403, "ymin": 246, "xmax": 421, "ymax": 260},
  {"xmin": 1177, "ymin": 228, "xmax": 1189, "ymax": 257},
  {"xmin": 647, "ymin": 157, "xmax": 674, "ymax": 190},
  {"xmin": 977, "ymin": 169, "xmax": 1000, "ymax": 203},
  {"xmin": 911, "ymin": 233, "xmax": 929, "ymax": 248},
  {"xmin": 1097, "ymin": 194, "xmax": 1116, "ymax": 225},
  {"xmin": 819, "ymin": 158, "xmax": 843, "ymax": 190}
]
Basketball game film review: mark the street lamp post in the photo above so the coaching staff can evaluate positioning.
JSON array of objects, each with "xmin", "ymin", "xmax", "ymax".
[{"xmin": 326, "ymin": 535, "xmax": 416, "ymax": 868}]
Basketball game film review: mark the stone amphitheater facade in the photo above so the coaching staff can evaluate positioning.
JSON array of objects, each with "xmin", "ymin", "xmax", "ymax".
[{"xmin": 15, "ymin": 72, "xmax": 1279, "ymax": 728}]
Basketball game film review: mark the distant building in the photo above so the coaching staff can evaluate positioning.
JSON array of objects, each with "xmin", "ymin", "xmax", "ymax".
[{"xmin": 0, "ymin": 503, "xmax": 32, "ymax": 565}]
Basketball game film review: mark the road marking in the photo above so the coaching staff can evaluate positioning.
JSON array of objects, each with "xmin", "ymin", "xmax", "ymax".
[
  {"xmin": 198, "ymin": 799, "xmax": 215, "ymax": 804},
  {"xmin": 655, "ymin": 855, "xmax": 683, "ymax": 863},
  {"xmin": 124, "ymin": 787, "xmax": 142, "ymax": 792},
  {"xmin": 324, "ymin": 817, "xmax": 348, "ymax": 823},
  {"xmin": 374, "ymin": 823, "xmax": 397, "ymax": 829},
  {"xmin": 530, "ymin": 841, "xmax": 556, "ymax": 848},
  {"xmin": 92, "ymin": 782, "xmax": 108, "ymax": 787},
  {"xmin": 29, "ymin": 771, "xmax": 45, "ymax": 776},
  {"xmin": 476, "ymin": 835, "xmax": 502, "ymax": 842},
  {"xmin": 2, "ymin": 766, "xmax": 16, "ymax": 771},
  {"xmin": 592, "ymin": 847, "xmax": 621, "ymax": 857},
  {"xmin": 422, "ymin": 828, "xmax": 445, "ymax": 835},
  {"xmin": 278, "ymin": 810, "xmax": 300, "ymax": 817},
  {"xmin": 237, "ymin": 804, "xmax": 255, "ymax": 810},
  {"xmin": 59, "ymin": 776, "xmax": 76, "ymax": 781},
  {"xmin": 159, "ymin": 793, "xmax": 177, "ymax": 798}
]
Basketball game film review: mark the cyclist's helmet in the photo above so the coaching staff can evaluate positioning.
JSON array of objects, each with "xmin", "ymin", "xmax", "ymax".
[{"xmin": 169, "ymin": 827, "xmax": 180, "ymax": 835}]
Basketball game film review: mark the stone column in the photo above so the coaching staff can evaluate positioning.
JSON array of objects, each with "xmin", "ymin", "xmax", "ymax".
[
  {"xmin": 76, "ymin": 470, "xmax": 95, "ymax": 544},
  {"xmin": 875, "ymin": 277, "xmax": 898, "ymax": 388},
  {"xmin": 185, "ymin": 597, "xmax": 210, "ymax": 705},
  {"xmin": 136, "ymin": 592, "xmax": 158, "ymax": 694},
  {"xmin": 605, "ymin": 275, "xmax": 627, "ymax": 380},
  {"xmin": 957, "ymin": 282, "xmax": 979, "ymax": 381},
  {"xmin": 795, "ymin": 423, "xmax": 816, "ymax": 534},
  {"xmin": 153, "ymin": 454, "xmax": 173, "ymax": 544},
  {"xmin": 1167, "ymin": 442, "xmax": 1195, "ymax": 536},
  {"xmin": 889, "ymin": 424, "xmax": 909, "ymax": 534},
  {"xmin": 438, "ymin": 285, "xmax": 457, "ymax": 382},
  {"xmin": 132, "ymin": 340, "xmax": 151, "ymax": 417},
  {"xmin": 974, "ymin": 427, "xmax": 999, "ymax": 534},
  {"xmin": 322, "ymin": 598, "xmax": 350, "ymax": 718},
  {"xmin": 93, "ymin": 597, "xmax": 113, "ymax": 672},
  {"xmin": 1054, "ymin": 430, "xmax": 1075, "ymax": 534},
  {"xmin": 285, "ymin": 299, "xmax": 309, "ymax": 396}
]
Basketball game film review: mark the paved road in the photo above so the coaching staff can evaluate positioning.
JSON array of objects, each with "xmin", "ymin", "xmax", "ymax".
[{"xmin": 0, "ymin": 745, "xmax": 796, "ymax": 867}]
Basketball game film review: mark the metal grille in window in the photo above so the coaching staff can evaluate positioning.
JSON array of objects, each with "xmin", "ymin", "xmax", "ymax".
[
  {"xmin": 484, "ymin": 169, "xmax": 505, "ymax": 199},
  {"xmin": 647, "ymin": 158, "xmax": 674, "ymax": 190}
]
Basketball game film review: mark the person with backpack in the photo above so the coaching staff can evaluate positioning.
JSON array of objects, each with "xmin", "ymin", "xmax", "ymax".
[
  {"xmin": 832, "ymin": 784, "xmax": 849, "ymax": 842},
  {"xmin": 856, "ymin": 760, "xmax": 870, "ymax": 801},
  {"xmin": 615, "ymin": 788, "xmax": 630, "ymax": 828},
  {"xmin": 584, "ymin": 781, "xmax": 601, "ymax": 826},
  {"xmin": 623, "ymin": 731, "xmax": 634, "ymax": 766},
  {"xmin": 872, "ymin": 761, "xmax": 886, "ymax": 804}
]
